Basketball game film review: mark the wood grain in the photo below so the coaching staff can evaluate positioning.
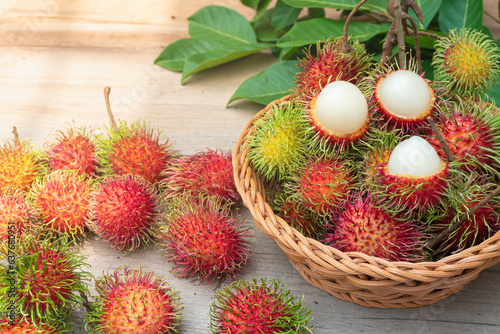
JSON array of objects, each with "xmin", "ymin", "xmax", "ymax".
[{"xmin": 1, "ymin": 1, "xmax": 500, "ymax": 333}]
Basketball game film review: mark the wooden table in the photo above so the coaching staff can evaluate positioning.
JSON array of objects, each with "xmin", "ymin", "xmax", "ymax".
[{"xmin": 1, "ymin": 1, "xmax": 500, "ymax": 333}]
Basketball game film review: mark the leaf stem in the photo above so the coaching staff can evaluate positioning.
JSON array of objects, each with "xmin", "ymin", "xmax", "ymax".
[{"xmin": 104, "ymin": 86, "xmax": 118, "ymax": 131}]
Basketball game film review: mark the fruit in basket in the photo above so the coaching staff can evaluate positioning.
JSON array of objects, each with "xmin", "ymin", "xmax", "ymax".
[
  {"xmin": 44, "ymin": 126, "xmax": 98, "ymax": 177},
  {"xmin": 30, "ymin": 170, "xmax": 93, "ymax": 238},
  {"xmin": 162, "ymin": 149, "xmax": 239, "ymax": 204},
  {"xmin": 89, "ymin": 174, "xmax": 160, "ymax": 252},
  {"xmin": 0, "ymin": 316, "xmax": 61, "ymax": 333},
  {"xmin": 0, "ymin": 236, "xmax": 90, "ymax": 327},
  {"xmin": 285, "ymin": 154, "xmax": 354, "ymax": 216},
  {"xmin": 308, "ymin": 80, "xmax": 369, "ymax": 145},
  {"xmin": 275, "ymin": 193, "xmax": 324, "ymax": 238},
  {"xmin": 98, "ymin": 121, "xmax": 176, "ymax": 183},
  {"xmin": 0, "ymin": 139, "xmax": 44, "ymax": 194},
  {"xmin": 85, "ymin": 266, "xmax": 182, "ymax": 334},
  {"xmin": 323, "ymin": 193, "xmax": 426, "ymax": 262},
  {"xmin": 208, "ymin": 278, "xmax": 312, "ymax": 333},
  {"xmin": 247, "ymin": 102, "xmax": 310, "ymax": 182},
  {"xmin": 432, "ymin": 28, "xmax": 500, "ymax": 96},
  {"xmin": 293, "ymin": 37, "xmax": 371, "ymax": 104},
  {"xmin": 0, "ymin": 190, "xmax": 34, "ymax": 244},
  {"xmin": 157, "ymin": 194, "xmax": 251, "ymax": 285}
]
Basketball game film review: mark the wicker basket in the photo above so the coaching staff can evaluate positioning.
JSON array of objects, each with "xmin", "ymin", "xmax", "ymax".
[{"xmin": 232, "ymin": 96, "xmax": 500, "ymax": 308}]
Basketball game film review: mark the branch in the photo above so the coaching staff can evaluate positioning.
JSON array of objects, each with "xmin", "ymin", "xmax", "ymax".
[
  {"xmin": 402, "ymin": 13, "xmax": 422, "ymax": 74},
  {"xmin": 342, "ymin": 0, "xmax": 369, "ymax": 53},
  {"xmin": 379, "ymin": 21, "xmax": 397, "ymax": 69},
  {"xmin": 426, "ymin": 116, "xmax": 455, "ymax": 163},
  {"xmin": 393, "ymin": 0, "xmax": 407, "ymax": 68}
]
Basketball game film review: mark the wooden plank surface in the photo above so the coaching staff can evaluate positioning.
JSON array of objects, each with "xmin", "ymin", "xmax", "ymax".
[{"xmin": 1, "ymin": 1, "xmax": 500, "ymax": 333}]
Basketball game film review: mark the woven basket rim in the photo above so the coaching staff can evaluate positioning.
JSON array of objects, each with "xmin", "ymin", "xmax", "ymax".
[{"xmin": 233, "ymin": 94, "xmax": 500, "ymax": 282}]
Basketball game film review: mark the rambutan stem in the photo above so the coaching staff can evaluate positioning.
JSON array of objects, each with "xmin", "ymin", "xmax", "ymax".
[
  {"xmin": 12, "ymin": 126, "xmax": 20, "ymax": 146},
  {"xmin": 379, "ymin": 21, "xmax": 397, "ymax": 68},
  {"xmin": 104, "ymin": 86, "xmax": 118, "ymax": 131},
  {"xmin": 426, "ymin": 116, "xmax": 455, "ymax": 163},
  {"xmin": 342, "ymin": 0, "xmax": 368, "ymax": 54},
  {"xmin": 393, "ymin": 0, "xmax": 406, "ymax": 69},
  {"xmin": 426, "ymin": 184, "xmax": 500, "ymax": 250},
  {"xmin": 402, "ymin": 13, "xmax": 422, "ymax": 74},
  {"xmin": 79, "ymin": 290, "xmax": 93, "ymax": 312},
  {"xmin": 417, "ymin": 31, "xmax": 441, "ymax": 39}
]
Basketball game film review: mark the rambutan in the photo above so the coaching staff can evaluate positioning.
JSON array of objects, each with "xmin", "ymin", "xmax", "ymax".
[
  {"xmin": 323, "ymin": 193, "xmax": 426, "ymax": 262},
  {"xmin": 0, "ymin": 138, "xmax": 44, "ymax": 194},
  {"xmin": 30, "ymin": 170, "xmax": 93, "ymax": 238},
  {"xmin": 208, "ymin": 278, "xmax": 312, "ymax": 333},
  {"xmin": 293, "ymin": 37, "xmax": 371, "ymax": 104},
  {"xmin": 0, "ymin": 236, "xmax": 91, "ymax": 327},
  {"xmin": 274, "ymin": 193, "xmax": 324, "ymax": 238},
  {"xmin": 88, "ymin": 174, "xmax": 160, "ymax": 252},
  {"xmin": 0, "ymin": 316, "xmax": 62, "ymax": 333},
  {"xmin": 286, "ymin": 154, "xmax": 354, "ymax": 216},
  {"xmin": 0, "ymin": 190, "xmax": 34, "ymax": 244},
  {"xmin": 44, "ymin": 125, "xmax": 98, "ymax": 177},
  {"xmin": 157, "ymin": 194, "xmax": 252, "ymax": 285},
  {"xmin": 85, "ymin": 266, "xmax": 182, "ymax": 334},
  {"xmin": 432, "ymin": 28, "xmax": 500, "ymax": 96},
  {"xmin": 162, "ymin": 149, "xmax": 239, "ymax": 204},
  {"xmin": 247, "ymin": 101, "xmax": 310, "ymax": 182}
]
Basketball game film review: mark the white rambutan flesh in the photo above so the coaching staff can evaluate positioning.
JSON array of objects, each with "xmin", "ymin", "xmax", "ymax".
[
  {"xmin": 378, "ymin": 70, "xmax": 433, "ymax": 118},
  {"xmin": 387, "ymin": 136, "xmax": 442, "ymax": 177},
  {"xmin": 314, "ymin": 81, "xmax": 368, "ymax": 135}
]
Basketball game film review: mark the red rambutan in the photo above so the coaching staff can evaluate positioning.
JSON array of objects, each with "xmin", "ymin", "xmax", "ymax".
[
  {"xmin": 89, "ymin": 174, "xmax": 160, "ymax": 252},
  {"xmin": 85, "ymin": 266, "xmax": 182, "ymax": 334},
  {"xmin": 157, "ymin": 194, "xmax": 252, "ymax": 285},
  {"xmin": 0, "ymin": 190, "xmax": 33, "ymax": 244},
  {"xmin": 0, "ymin": 316, "xmax": 62, "ymax": 333},
  {"xmin": 209, "ymin": 278, "xmax": 312, "ymax": 333},
  {"xmin": 323, "ymin": 194, "xmax": 426, "ymax": 262},
  {"xmin": 274, "ymin": 193, "xmax": 324, "ymax": 238}
]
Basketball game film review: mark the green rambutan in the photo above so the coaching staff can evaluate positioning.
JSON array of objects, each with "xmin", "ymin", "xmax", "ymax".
[
  {"xmin": 44, "ymin": 125, "xmax": 98, "ymax": 177},
  {"xmin": 247, "ymin": 101, "xmax": 310, "ymax": 182},
  {"xmin": 0, "ymin": 316, "xmax": 63, "ymax": 333},
  {"xmin": 274, "ymin": 193, "xmax": 324, "ymax": 238},
  {"xmin": 0, "ymin": 138, "xmax": 44, "ymax": 194},
  {"xmin": 0, "ymin": 236, "xmax": 91, "ymax": 327},
  {"xmin": 208, "ymin": 278, "xmax": 312, "ymax": 333},
  {"xmin": 162, "ymin": 149, "xmax": 239, "ymax": 204},
  {"xmin": 0, "ymin": 190, "xmax": 34, "ymax": 244},
  {"xmin": 286, "ymin": 154, "xmax": 354, "ymax": 216},
  {"xmin": 157, "ymin": 194, "xmax": 252, "ymax": 285},
  {"xmin": 98, "ymin": 120, "xmax": 176, "ymax": 184},
  {"xmin": 30, "ymin": 170, "xmax": 93, "ymax": 238},
  {"xmin": 432, "ymin": 28, "xmax": 500, "ymax": 96},
  {"xmin": 89, "ymin": 174, "xmax": 160, "ymax": 252},
  {"xmin": 293, "ymin": 37, "xmax": 371, "ymax": 105},
  {"xmin": 85, "ymin": 266, "xmax": 182, "ymax": 334},
  {"xmin": 323, "ymin": 193, "xmax": 426, "ymax": 262}
]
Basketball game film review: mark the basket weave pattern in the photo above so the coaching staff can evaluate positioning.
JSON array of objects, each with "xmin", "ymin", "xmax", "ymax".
[{"xmin": 232, "ymin": 96, "xmax": 500, "ymax": 308}]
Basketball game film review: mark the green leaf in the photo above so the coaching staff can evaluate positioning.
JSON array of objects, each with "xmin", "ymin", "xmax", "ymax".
[
  {"xmin": 154, "ymin": 38, "xmax": 221, "ymax": 71},
  {"xmin": 181, "ymin": 43, "xmax": 274, "ymax": 84},
  {"xmin": 281, "ymin": 0, "xmax": 387, "ymax": 12},
  {"xmin": 188, "ymin": 5, "xmax": 257, "ymax": 44},
  {"xmin": 409, "ymin": 0, "xmax": 443, "ymax": 29},
  {"xmin": 272, "ymin": 1, "xmax": 302, "ymax": 31},
  {"xmin": 241, "ymin": 0, "xmax": 273, "ymax": 22},
  {"xmin": 277, "ymin": 18, "xmax": 391, "ymax": 48},
  {"xmin": 483, "ymin": 81, "xmax": 500, "ymax": 107},
  {"xmin": 438, "ymin": 0, "xmax": 483, "ymax": 34},
  {"xmin": 229, "ymin": 60, "xmax": 300, "ymax": 105},
  {"xmin": 308, "ymin": 7, "xmax": 326, "ymax": 18},
  {"xmin": 254, "ymin": 9, "xmax": 280, "ymax": 42}
]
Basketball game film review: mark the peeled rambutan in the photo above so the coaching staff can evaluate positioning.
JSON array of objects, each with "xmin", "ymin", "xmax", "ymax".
[
  {"xmin": 323, "ymin": 193, "xmax": 426, "ymax": 262},
  {"xmin": 0, "ymin": 236, "xmax": 91, "ymax": 327},
  {"xmin": 432, "ymin": 28, "xmax": 500, "ymax": 96},
  {"xmin": 89, "ymin": 174, "xmax": 160, "ymax": 252},
  {"xmin": 0, "ymin": 316, "xmax": 61, "ymax": 333},
  {"xmin": 209, "ymin": 278, "xmax": 312, "ymax": 333},
  {"xmin": 157, "ymin": 194, "xmax": 251, "ymax": 285},
  {"xmin": 44, "ymin": 125, "xmax": 98, "ymax": 177},
  {"xmin": 286, "ymin": 154, "xmax": 354, "ymax": 216},
  {"xmin": 0, "ymin": 190, "xmax": 34, "ymax": 244},
  {"xmin": 85, "ymin": 266, "xmax": 182, "ymax": 334},
  {"xmin": 370, "ymin": 136, "xmax": 449, "ymax": 212},
  {"xmin": 0, "ymin": 139, "xmax": 44, "ymax": 194},
  {"xmin": 293, "ymin": 37, "xmax": 371, "ymax": 104},
  {"xmin": 162, "ymin": 149, "xmax": 239, "ymax": 204},
  {"xmin": 247, "ymin": 101, "xmax": 310, "ymax": 182},
  {"xmin": 30, "ymin": 170, "xmax": 93, "ymax": 238},
  {"xmin": 98, "ymin": 121, "xmax": 176, "ymax": 183}
]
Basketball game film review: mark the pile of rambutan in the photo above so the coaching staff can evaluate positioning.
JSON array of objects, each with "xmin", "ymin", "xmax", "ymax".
[{"xmin": 247, "ymin": 30, "xmax": 500, "ymax": 262}]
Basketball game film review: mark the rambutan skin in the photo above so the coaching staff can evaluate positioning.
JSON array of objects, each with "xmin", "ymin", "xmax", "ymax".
[
  {"xmin": 89, "ymin": 174, "xmax": 160, "ymax": 252},
  {"xmin": 0, "ymin": 190, "xmax": 33, "ymax": 243},
  {"xmin": 0, "ymin": 316, "xmax": 62, "ymax": 333},
  {"xmin": 85, "ymin": 266, "xmax": 182, "ymax": 334},
  {"xmin": 275, "ymin": 194, "xmax": 324, "ymax": 238},
  {"xmin": 162, "ymin": 149, "xmax": 240, "ymax": 204},
  {"xmin": 45, "ymin": 126, "xmax": 98, "ymax": 177},
  {"xmin": 209, "ymin": 278, "xmax": 312, "ymax": 334},
  {"xmin": 157, "ymin": 194, "xmax": 252, "ymax": 285},
  {"xmin": 323, "ymin": 194, "xmax": 426, "ymax": 262},
  {"xmin": 98, "ymin": 121, "xmax": 177, "ymax": 183}
]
